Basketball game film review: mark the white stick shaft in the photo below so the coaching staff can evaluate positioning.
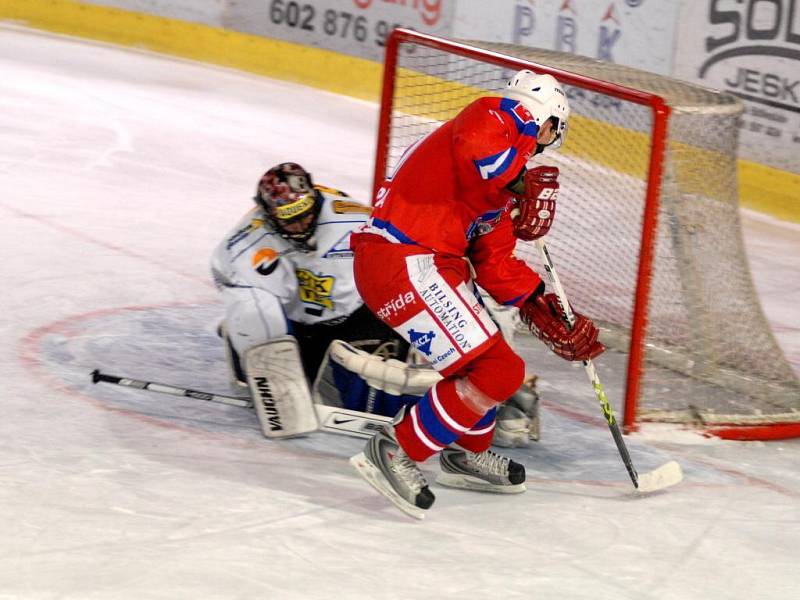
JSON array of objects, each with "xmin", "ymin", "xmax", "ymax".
[
  {"xmin": 533, "ymin": 240, "xmax": 639, "ymax": 487},
  {"xmin": 93, "ymin": 369, "xmax": 392, "ymax": 439},
  {"xmin": 91, "ymin": 370, "xmax": 252, "ymax": 408}
]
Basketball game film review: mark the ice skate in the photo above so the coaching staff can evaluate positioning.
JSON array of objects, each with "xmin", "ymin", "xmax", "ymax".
[
  {"xmin": 350, "ymin": 420, "xmax": 435, "ymax": 520},
  {"xmin": 436, "ymin": 444, "xmax": 527, "ymax": 493}
]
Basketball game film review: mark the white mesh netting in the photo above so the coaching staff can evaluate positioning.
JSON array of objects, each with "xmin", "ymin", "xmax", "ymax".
[{"xmin": 377, "ymin": 37, "xmax": 800, "ymax": 431}]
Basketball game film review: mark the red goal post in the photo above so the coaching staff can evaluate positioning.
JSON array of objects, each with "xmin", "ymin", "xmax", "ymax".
[{"xmin": 371, "ymin": 29, "xmax": 800, "ymax": 440}]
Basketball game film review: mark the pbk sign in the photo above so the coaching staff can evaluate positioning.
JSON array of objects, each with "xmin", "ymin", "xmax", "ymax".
[{"xmin": 512, "ymin": 4, "xmax": 536, "ymax": 44}]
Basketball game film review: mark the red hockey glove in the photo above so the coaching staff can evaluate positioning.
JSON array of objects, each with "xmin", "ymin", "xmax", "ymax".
[
  {"xmin": 509, "ymin": 166, "xmax": 559, "ymax": 241},
  {"xmin": 519, "ymin": 293, "xmax": 605, "ymax": 361}
]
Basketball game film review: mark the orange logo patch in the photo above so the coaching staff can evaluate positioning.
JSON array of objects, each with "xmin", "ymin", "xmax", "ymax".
[{"xmin": 252, "ymin": 248, "xmax": 280, "ymax": 276}]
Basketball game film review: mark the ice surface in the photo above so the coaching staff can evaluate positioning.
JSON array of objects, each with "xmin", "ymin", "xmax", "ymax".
[{"xmin": 0, "ymin": 24, "xmax": 798, "ymax": 600}]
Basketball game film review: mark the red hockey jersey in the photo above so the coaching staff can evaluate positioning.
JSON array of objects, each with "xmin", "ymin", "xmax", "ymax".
[{"xmin": 357, "ymin": 96, "xmax": 543, "ymax": 306}]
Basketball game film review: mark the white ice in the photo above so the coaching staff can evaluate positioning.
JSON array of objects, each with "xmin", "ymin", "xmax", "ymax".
[{"xmin": 1, "ymin": 24, "xmax": 798, "ymax": 600}]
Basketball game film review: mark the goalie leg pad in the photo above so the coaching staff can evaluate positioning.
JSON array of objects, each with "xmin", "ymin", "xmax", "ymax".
[
  {"xmin": 246, "ymin": 337, "xmax": 318, "ymax": 439},
  {"xmin": 329, "ymin": 360, "xmax": 420, "ymax": 416},
  {"xmin": 313, "ymin": 340, "xmax": 441, "ymax": 418},
  {"xmin": 222, "ymin": 287, "xmax": 289, "ymax": 357}
]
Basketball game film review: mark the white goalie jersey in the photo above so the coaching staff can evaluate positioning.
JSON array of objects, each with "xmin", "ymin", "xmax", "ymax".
[{"xmin": 210, "ymin": 185, "xmax": 371, "ymax": 324}]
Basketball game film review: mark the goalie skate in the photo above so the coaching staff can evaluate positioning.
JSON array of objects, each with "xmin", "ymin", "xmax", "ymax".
[
  {"xmin": 494, "ymin": 375, "xmax": 541, "ymax": 447},
  {"xmin": 436, "ymin": 445, "xmax": 527, "ymax": 494},
  {"xmin": 349, "ymin": 421, "xmax": 435, "ymax": 520}
]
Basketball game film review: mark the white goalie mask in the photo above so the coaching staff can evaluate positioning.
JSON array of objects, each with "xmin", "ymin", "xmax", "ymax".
[{"xmin": 505, "ymin": 70, "xmax": 571, "ymax": 150}]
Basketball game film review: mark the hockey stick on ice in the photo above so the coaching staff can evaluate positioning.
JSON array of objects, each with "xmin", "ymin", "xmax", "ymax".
[
  {"xmin": 91, "ymin": 369, "xmax": 253, "ymax": 407},
  {"xmin": 534, "ymin": 241, "xmax": 683, "ymax": 493},
  {"xmin": 90, "ymin": 369, "xmax": 388, "ymax": 438}
]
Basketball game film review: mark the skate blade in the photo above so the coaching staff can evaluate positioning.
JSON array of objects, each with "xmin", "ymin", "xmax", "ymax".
[
  {"xmin": 349, "ymin": 452, "xmax": 427, "ymax": 520},
  {"xmin": 637, "ymin": 460, "xmax": 683, "ymax": 493},
  {"xmin": 436, "ymin": 472, "xmax": 526, "ymax": 494}
]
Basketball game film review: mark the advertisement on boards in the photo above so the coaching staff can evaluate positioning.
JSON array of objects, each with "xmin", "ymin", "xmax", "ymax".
[
  {"xmin": 78, "ymin": 1, "xmax": 456, "ymax": 62},
  {"xmin": 226, "ymin": 0, "xmax": 456, "ymax": 62},
  {"xmin": 673, "ymin": 0, "xmax": 800, "ymax": 171},
  {"xmin": 451, "ymin": 0, "xmax": 680, "ymax": 75}
]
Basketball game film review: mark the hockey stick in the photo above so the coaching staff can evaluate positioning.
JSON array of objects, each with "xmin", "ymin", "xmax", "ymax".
[
  {"xmin": 91, "ymin": 369, "xmax": 254, "ymax": 407},
  {"xmin": 534, "ymin": 240, "xmax": 683, "ymax": 493},
  {"xmin": 90, "ymin": 369, "xmax": 388, "ymax": 438}
]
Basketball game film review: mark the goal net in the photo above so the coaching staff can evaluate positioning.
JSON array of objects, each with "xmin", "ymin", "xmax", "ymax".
[{"xmin": 372, "ymin": 30, "xmax": 800, "ymax": 440}]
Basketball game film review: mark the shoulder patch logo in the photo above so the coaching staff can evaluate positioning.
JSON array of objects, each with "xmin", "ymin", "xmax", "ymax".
[
  {"xmin": 499, "ymin": 97, "xmax": 539, "ymax": 136},
  {"xmin": 466, "ymin": 209, "xmax": 504, "ymax": 240},
  {"xmin": 252, "ymin": 247, "xmax": 280, "ymax": 276},
  {"xmin": 510, "ymin": 102, "xmax": 534, "ymax": 124}
]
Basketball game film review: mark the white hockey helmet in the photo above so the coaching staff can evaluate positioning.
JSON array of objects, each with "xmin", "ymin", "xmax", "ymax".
[{"xmin": 505, "ymin": 69, "xmax": 570, "ymax": 149}]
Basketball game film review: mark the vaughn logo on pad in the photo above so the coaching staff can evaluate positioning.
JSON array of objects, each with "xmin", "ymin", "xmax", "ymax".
[{"xmin": 254, "ymin": 376, "xmax": 282, "ymax": 432}]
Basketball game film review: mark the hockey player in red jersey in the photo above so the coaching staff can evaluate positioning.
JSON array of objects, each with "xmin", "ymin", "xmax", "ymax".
[{"xmin": 349, "ymin": 69, "xmax": 605, "ymax": 518}]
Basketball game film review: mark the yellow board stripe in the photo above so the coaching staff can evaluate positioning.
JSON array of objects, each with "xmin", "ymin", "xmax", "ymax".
[
  {"xmin": 0, "ymin": 0, "xmax": 383, "ymax": 101},
  {"xmin": 1, "ymin": 0, "xmax": 797, "ymax": 222},
  {"xmin": 739, "ymin": 161, "xmax": 800, "ymax": 223}
]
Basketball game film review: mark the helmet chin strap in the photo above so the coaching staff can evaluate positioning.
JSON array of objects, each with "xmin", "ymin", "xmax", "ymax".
[
  {"xmin": 296, "ymin": 235, "xmax": 317, "ymax": 252},
  {"xmin": 279, "ymin": 230, "xmax": 317, "ymax": 252},
  {"xmin": 534, "ymin": 129, "xmax": 562, "ymax": 155}
]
